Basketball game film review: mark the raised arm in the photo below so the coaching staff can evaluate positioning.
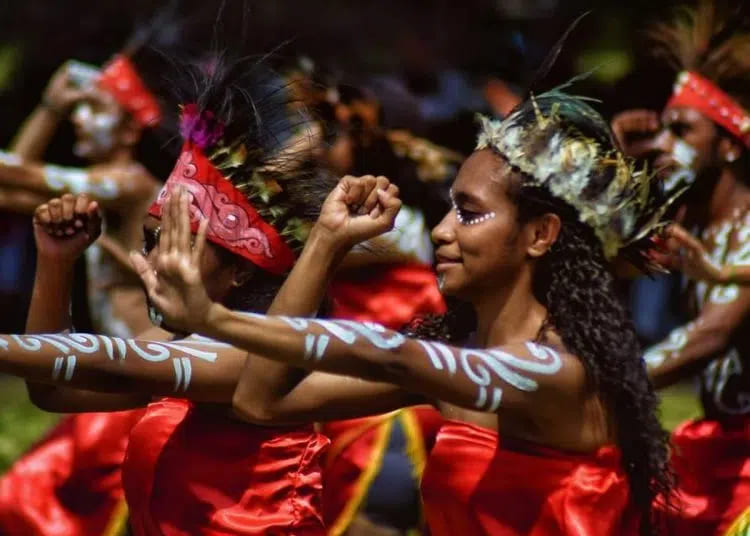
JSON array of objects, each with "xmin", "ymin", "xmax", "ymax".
[
  {"xmin": 232, "ymin": 176, "xmax": 428, "ymax": 425},
  {"xmin": 10, "ymin": 63, "xmax": 86, "ymax": 160},
  {"xmin": 134, "ymin": 189, "xmax": 578, "ymax": 417}
]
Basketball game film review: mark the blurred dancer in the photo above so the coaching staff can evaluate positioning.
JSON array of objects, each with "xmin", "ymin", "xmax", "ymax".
[{"xmin": 613, "ymin": 1, "xmax": 750, "ymax": 533}]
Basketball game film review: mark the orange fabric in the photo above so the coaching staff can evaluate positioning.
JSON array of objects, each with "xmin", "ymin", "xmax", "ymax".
[
  {"xmin": 0, "ymin": 410, "xmax": 143, "ymax": 536},
  {"xmin": 420, "ymin": 420, "xmax": 639, "ymax": 536},
  {"xmin": 329, "ymin": 264, "xmax": 446, "ymax": 331},
  {"xmin": 123, "ymin": 398, "xmax": 329, "ymax": 535},
  {"xmin": 654, "ymin": 417, "xmax": 750, "ymax": 535}
]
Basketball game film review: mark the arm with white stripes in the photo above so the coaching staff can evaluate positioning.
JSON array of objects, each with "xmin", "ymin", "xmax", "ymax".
[
  {"xmin": 205, "ymin": 306, "xmax": 574, "ymax": 414},
  {"xmin": 0, "ymin": 333, "xmax": 248, "ymax": 404}
]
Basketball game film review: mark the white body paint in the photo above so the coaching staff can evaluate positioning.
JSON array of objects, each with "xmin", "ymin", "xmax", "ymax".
[
  {"xmin": 44, "ymin": 165, "xmax": 119, "ymax": 199},
  {"xmin": 0, "ymin": 333, "xmax": 222, "ymax": 393},
  {"xmin": 279, "ymin": 316, "xmax": 562, "ymax": 412},
  {"xmin": 0, "ymin": 150, "xmax": 22, "ymax": 166}
]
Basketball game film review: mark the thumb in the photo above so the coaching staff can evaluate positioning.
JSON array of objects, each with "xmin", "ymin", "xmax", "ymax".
[
  {"xmin": 377, "ymin": 189, "xmax": 402, "ymax": 229},
  {"xmin": 130, "ymin": 251, "xmax": 158, "ymax": 294}
]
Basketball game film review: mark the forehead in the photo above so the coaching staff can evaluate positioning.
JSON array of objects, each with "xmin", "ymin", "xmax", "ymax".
[{"xmin": 452, "ymin": 149, "xmax": 511, "ymax": 203}]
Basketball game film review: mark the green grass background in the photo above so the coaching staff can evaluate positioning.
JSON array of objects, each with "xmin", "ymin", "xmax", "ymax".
[{"xmin": 0, "ymin": 375, "xmax": 703, "ymax": 474}]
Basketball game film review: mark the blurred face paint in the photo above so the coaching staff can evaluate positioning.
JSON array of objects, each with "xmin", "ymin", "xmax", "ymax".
[
  {"xmin": 71, "ymin": 102, "xmax": 119, "ymax": 158},
  {"xmin": 662, "ymin": 139, "xmax": 697, "ymax": 193}
]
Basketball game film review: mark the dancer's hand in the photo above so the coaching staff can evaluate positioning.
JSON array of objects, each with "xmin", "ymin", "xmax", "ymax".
[
  {"xmin": 313, "ymin": 174, "xmax": 401, "ymax": 251},
  {"xmin": 33, "ymin": 193, "xmax": 101, "ymax": 263},
  {"xmin": 42, "ymin": 63, "xmax": 88, "ymax": 115},
  {"xmin": 611, "ymin": 109, "xmax": 660, "ymax": 158},
  {"xmin": 130, "ymin": 188, "xmax": 213, "ymax": 333},
  {"xmin": 649, "ymin": 224, "xmax": 724, "ymax": 283}
]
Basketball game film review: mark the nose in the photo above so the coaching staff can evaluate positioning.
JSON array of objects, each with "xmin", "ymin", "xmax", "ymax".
[{"xmin": 431, "ymin": 209, "xmax": 457, "ymax": 245}]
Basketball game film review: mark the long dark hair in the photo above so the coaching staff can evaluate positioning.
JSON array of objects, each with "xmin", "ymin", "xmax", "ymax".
[{"xmin": 406, "ymin": 114, "xmax": 675, "ymax": 535}]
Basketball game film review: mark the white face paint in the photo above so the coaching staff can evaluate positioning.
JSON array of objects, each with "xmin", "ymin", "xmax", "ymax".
[
  {"xmin": 0, "ymin": 333, "xmax": 220, "ymax": 394},
  {"xmin": 662, "ymin": 139, "xmax": 698, "ymax": 193},
  {"xmin": 71, "ymin": 102, "xmax": 119, "ymax": 158},
  {"xmin": 44, "ymin": 165, "xmax": 119, "ymax": 199},
  {"xmin": 450, "ymin": 189, "xmax": 497, "ymax": 226}
]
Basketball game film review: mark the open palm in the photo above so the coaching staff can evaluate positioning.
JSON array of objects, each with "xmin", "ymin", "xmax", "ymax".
[{"xmin": 130, "ymin": 188, "xmax": 213, "ymax": 333}]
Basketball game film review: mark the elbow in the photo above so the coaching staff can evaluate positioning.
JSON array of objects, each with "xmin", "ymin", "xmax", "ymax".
[
  {"xmin": 231, "ymin": 391, "xmax": 281, "ymax": 425},
  {"xmin": 26, "ymin": 383, "xmax": 67, "ymax": 413}
]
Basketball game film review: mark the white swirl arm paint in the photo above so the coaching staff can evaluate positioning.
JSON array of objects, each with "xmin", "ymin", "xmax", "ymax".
[
  {"xmin": 0, "ymin": 333, "xmax": 247, "ymax": 403},
  {"xmin": 204, "ymin": 306, "xmax": 567, "ymax": 414}
]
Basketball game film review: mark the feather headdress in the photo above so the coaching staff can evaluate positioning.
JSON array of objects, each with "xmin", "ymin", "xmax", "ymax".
[{"xmin": 476, "ymin": 90, "xmax": 687, "ymax": 261}]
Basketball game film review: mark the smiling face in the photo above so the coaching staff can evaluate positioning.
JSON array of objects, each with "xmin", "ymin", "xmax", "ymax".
[{"xmin": 431, "ymin": 149, "xmax": 532, "ymax": 302}]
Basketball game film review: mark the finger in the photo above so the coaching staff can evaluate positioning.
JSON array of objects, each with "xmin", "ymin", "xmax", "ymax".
[
  {"xmin": 48, "ymin": 198, "xmax": 63, "ymax": 224},
  {"xmin": 192, "ymin": 218, "xmax": 209, "ymax": 265},
  {"xmin": 159, "ymin": 192, "xmax": 172, "ymax": 253},
  {"xmin": 168, "ymin": 187, "xmax": 182, "ymax": 253},
  {"xmin": 360, "ymin": 176, "xmax": 384, "ymax": 215},
  {"xmin": 130, "ymin": 251, "xmax": 158, "ymax": 294},
  {"xmin": 61, "ymin": 193, "xmax": 75, "ymax": 222},
  {"xmin": 73, "ymin": 194, "xmax": 89, "ymax": 228},
  {"xmin": 34, "ymin": 204, "xmax": 50, "ymax": 226},
  {"xmin": 85, "ymin": 201, "xmax": 102, "ymax": 239},
  {"xmin": 344, "ymin": 177, "xmax": 365, "ymax": 209},
  {"xmin": 668, "ymin": 225, "xmax": 704, "ymax": 254},
  {"xmin": 377, "ymin": 189, "xmax": 402, "ymax": 229},
  {"xmin": 177, "ymin": 189, "xmax": 191, "ymax": 253}
]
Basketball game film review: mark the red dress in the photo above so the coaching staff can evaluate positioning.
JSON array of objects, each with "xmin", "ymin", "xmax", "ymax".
[
  {"xmin": 654, "ymin": 417, "xmax": 750, "ymax": 536},
  {"xmin": 0, "ymin": 410, "xmax": 143, "ymax": 536},
  {"xmin": 122, "ymin": 398, "xmax": 329, "ymax": 536},
  {"xmin": 324, "ymin": 262, "xmax": 445, "ymax": 535},
  {"xmin": 420, "ymin": 420, "xmax": 639, "ymax": 536}
]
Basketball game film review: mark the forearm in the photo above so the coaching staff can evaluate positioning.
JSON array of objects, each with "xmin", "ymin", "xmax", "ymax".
[
  {"xmin": 646, "ymin": 320, "xmax": 733, "ymax": 388},
  {"xmin": 9, "ymin": 105, "xmax": 62, "ymax": 160},
  {"xmin": 234, "ymin": 229, "xmax": 348, "ymax": 423},
  {"xmin": 26, "ymin": 257, "xmax": 75, "ymax": 333},
  {"xmin": 0, "ymin": 333, "xmax": 244, "ymax": 403},
  {"xmin": 206, "ymin": 307, "xmax": 566, "ymax": 414}
]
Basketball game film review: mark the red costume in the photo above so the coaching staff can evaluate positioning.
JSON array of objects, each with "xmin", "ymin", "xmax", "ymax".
[
  {"xmin": 654, "ymin": 418, "xmax": 750, "ymax": 536},
  {"xmin": 324, "ymin": 247, "xmax": 445, "ymax": 535},
  {"xmin": 420, "ymin": 420, "xmax": 639, "ymax": 536},
  {"xmin": 122, "ymin": 398, "xmax": 328, "ymax": 536},
  {"xmin": 0, "ymin": 410, "xmax": 143, "ymax": 536}
]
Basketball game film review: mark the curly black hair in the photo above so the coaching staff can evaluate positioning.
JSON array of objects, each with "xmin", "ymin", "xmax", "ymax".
[{"xmin": 406, "ymin": 181, "xmax": 674, "ymax": 535}]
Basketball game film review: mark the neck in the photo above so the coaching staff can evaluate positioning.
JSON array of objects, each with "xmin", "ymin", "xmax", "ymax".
[
  {"xmin": 91, "ymin": 146, "xmax": 135, "ymax": 167},
  {"xmin": 472, "ymin": 265, "xmax": 548, "ymax": 348}
]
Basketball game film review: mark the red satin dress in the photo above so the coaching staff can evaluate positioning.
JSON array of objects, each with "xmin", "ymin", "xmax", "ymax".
[
  {"xmin": 0, "ymin": 410, "xmax": 144, "ymax": 536},
  {"xmin": 420, "ymin": 420, "xmax": 639, "ymax": 536},
  {"xmin": 323, "ymin": 262, "xmax": 445, "ymax": 535},
  {"xmin": 654, "ymin": 417, "xmax": 750, "ymax": 536},
  {"xmin": 122, "ymin": 397, "xmax": 329, "ymax": 536}
]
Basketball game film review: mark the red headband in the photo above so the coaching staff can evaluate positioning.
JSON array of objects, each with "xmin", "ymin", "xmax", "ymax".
[
  {"xmin": 148, "ymin": 141, "xmax": 296, "ymax": 274},
  {"xmin": 667, "ymin": 71, "xmax": 750, "ymax": 148},
  {"xmin": 97, "ymin": 55, "xmax": 161, "ymax": 128}
]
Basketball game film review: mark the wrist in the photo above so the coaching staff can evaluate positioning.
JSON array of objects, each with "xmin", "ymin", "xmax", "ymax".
[
  {"xmin": 307, "ymin": 225, "xmax": 350, "ymax": 265},
  {"xmin": 39, "ymin": 97, "xmax": 66, "ymax": 118},
  {"xmin": 719, "ymin": 265, "xmax": 734, "ymax": 285},
  {"xmin": 202, "ymin": 302, "xmax": 229, "ymax": 337}
]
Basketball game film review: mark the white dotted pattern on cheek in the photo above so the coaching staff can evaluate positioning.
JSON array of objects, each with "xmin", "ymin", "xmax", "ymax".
[{"xmin": 458, "ymin": 211, "xmax": 497, "ymax": 226}]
